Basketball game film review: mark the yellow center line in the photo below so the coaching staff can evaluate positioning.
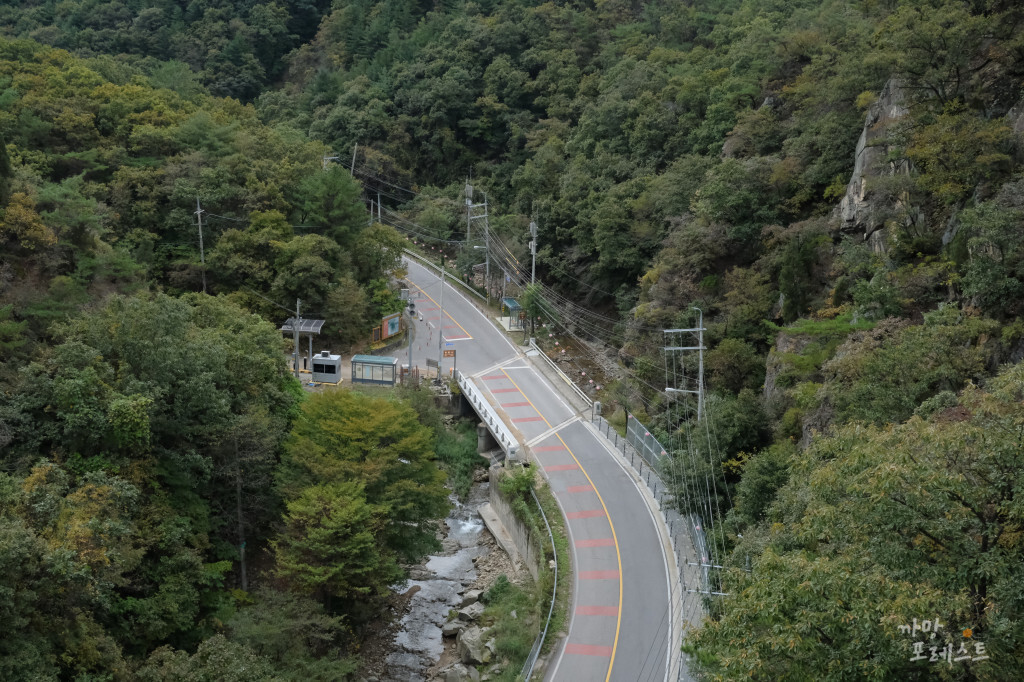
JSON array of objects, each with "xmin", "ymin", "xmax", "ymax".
[
  {"xmin": 499, "ymin": 368, "xmax": 622, "ymax": 682},
  {"xmin": 411, "ymin": 282, "xmax": 474, "ymax": 340}
]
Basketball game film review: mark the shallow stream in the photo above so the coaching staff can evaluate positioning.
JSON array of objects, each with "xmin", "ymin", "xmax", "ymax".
[{"xmin": 383, "ymin": 480, "xmax": 491, "ymax": 679}]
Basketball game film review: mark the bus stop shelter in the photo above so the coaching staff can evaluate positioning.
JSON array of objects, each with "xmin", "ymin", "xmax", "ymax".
[{"xmin": 500, "ymin": 297, "xmax": 524, "ymax": 330}]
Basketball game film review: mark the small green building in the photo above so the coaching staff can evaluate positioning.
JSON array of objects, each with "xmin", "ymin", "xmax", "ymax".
[{"xmin": 351, "ymin": 354, "xmax": 398, "ymax": 386}]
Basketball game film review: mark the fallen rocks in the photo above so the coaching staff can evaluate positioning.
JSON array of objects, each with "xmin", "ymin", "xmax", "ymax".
[
  {"xmin": 460, "ymin": 589, "xmax": 482, "ymax": 607},
  {"xmin": 444, "ymin": 663, "xmax": 480, "ymax": 682},
  {"xmin": 457, "ymin": 626, "xmax": 492, "ymax": 665},
  {"xmin": 457, "ymin": 601, "xmax": 485, "ymax": 622},
  {"xmin": 442, "ymin": 620, "xmax": 467, "ymax": 638}
]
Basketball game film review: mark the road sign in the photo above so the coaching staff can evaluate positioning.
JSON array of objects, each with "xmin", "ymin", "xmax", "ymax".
[
  {"xmin": 445, "ymin": 342, "xmax": 454, "ymax": 347},
  {"xmin": 443, "ymin": 349, "xmax": 456, "ymax": 358},
  {"xmin": 426, "ymin": 358, "xmax": 439, "ymax": 368}
]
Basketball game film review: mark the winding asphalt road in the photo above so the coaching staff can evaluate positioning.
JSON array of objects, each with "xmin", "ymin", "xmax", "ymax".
[{"xmin": 404, "ymin": 258, "xmax": 677, "ymax": 682}]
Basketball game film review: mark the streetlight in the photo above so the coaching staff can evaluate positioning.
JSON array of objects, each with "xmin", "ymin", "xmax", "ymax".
[
  {"xmin": 436, "ymin": 252, "xmax": 445, "ymax": 383},
  {"xmin": 406, "ymin": 297, "xmax": 416, "ymax": 385}
]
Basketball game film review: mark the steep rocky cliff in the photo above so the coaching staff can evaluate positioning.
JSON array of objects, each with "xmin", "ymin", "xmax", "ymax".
[{"xmin": 835, "ymin": 78, "xmax": 917, "ymax": 251}]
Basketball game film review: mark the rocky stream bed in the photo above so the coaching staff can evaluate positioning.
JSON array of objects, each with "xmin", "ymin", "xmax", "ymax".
[{"xmin": 357, "ymin": 472, "xmax": 526, "ymax": 682}]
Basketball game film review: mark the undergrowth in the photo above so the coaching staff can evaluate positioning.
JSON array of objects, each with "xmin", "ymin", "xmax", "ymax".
[{"xmin": 435, "ymin": 419, "xmax": 485, "ymax": 499}]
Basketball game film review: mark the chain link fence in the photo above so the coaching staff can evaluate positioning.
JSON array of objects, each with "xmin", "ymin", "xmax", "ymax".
[{"xmin": 590, "ymin": 411, "xmax": 708, "ymax": 681}]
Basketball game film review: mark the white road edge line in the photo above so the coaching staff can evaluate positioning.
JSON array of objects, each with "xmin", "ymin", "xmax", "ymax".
[
  {"xmin": 407, "ymin": 259, "xmax": 522, "ymax": 358},
  {"xmin": 583, "ymin": 419, "xmax": 678, "ymax": 682}
]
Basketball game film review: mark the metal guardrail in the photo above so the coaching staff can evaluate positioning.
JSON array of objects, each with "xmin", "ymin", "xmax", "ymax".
[
  {"xmin": 402, "ymin": 249, "xmax": 487, "ymax": 302},
  {"xmin": 590, "ymin": 412, "xmax": 701, "ymax": 681},
  {"xmin": 528, "ymin": 339, "xmax": 593, "ymax": 408},
  {"xmin": 522, "ymin": 487, "xmax": 558, "ymax": 680},
  {"xmin": 455, "ymin": 369, "xmax": 519, "ymax": 460}
]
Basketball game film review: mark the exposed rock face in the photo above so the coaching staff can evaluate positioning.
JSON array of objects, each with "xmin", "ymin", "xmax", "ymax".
[
  {"xmin": 763, "ymin": 331, "xmax": 814, "ymax": 404},
  {"xmin": 1007, "ymin": 97, "xmax": 1024, "ymax": 137},
  {"xmin": 836, "ymin": 78, "xmax": 914, "ymax": 250}
]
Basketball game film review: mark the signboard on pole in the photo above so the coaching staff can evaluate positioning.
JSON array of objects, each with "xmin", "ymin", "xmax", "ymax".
[
  {"xmin": 443, "ymin": 349, "xmax": 456, "ymax": 358},
  {"xmin": 381, "ymin": 313, "xmax": 401, "ymax": 339}
]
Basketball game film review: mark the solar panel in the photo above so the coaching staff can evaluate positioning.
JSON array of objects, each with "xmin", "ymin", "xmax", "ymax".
[{"xmin": 281, "ymin": 318, "xmax": 325, "ymax": 334}]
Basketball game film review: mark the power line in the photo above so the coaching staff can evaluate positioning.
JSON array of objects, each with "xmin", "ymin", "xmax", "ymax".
[
  {"xmin": 352, "ymin": 164, "xmax": 628, "ymax": 302},
  {"xmin": 205, "ymin": 212, "xmax": 325, "ymax": 231}
]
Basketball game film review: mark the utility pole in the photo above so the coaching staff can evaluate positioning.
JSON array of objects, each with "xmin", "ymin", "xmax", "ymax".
[
  {"xmin": 529, "ymin": 220, "xmax": 538, "ymax": 285},
  {"xmin": 436, "ymin": 255, "xmax": 445, "ymax": 382},
  {"xmin": 195, "ymin": 197, "xmax": 207, "ymax": 294},
  {"xmin": 350, "ymin": 143, "xmax": 358, "ymax": 176},
  {"xmin": 322, "ymin": 154, "xmax": 339, "ymax": 171},
  {"xmin": 697, "ymin": 307, "xmax": 705, "ymax": 419},
  {"xmin": 292, "ymin": 298, "xmax": 301, "ymax": 380},
  {"xmin": 466, "ymin": 186, "xmax": 489, "ymax": 302},
  {"xmin": 465, "ymin": 182, "xmax": 473, "ymax": 243},
  {"xmin": 407, "ymin": 297, "xmax": 416, "ymax": 384},
  {"xmin": 483, "ymin": 194, "xmax": 490, "ymax": 302},
  {"xmin": 664, "ymin": 307, "xmax": 706, "ymax": 419},
  {"xmin": 377, "ymin": 192, "xmax": 382, "ymax": 223}
]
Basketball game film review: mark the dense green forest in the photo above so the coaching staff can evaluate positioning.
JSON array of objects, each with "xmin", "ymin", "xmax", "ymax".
[{"xmin": 1, "ymin": 0, "xmax": 1024, "ymax": 678}]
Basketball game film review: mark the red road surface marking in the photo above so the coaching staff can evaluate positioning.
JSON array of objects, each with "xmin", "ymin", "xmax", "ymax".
[
  {"xmin": 565, "ymin": 643, "xmax": 613, "ymax": 657},
  {"xmin": 533, "ymin": 445, "xmax": 566, "ymax": 452},
  {"xmin": 491, "ymin": 388, "xmax": 519, "ymax": 393},
  {"xmin": 575, "ymin": 538, "xmax": 616, "ymax": 548},
  {"xmin": 481, "ymin": 375, "xmax": 507, "ymax": 380},
  {"xmin": 545, "ymin": 464, "xmax": 579, "ymax": 472},
  {"xmin": 567, "ymin": 485, "xmax": 594, "ymax": 493},
  {"xmin": 576, "ymin": 606, "xmax": 619, "ymax": 617},
  {"xmin": 567, "ymin": 509, "xmax": 606, "ymax": 519},
  {"xmin": 501, "ymin": 401, "xmax": 531, "ymax": 407},
  {"xmin": 512, "ymin": 416, "xmax": 543, "ymax": 423},
  {"xmin": 579, "ymin": 570, "xmax": 620, "ymax": 580}
]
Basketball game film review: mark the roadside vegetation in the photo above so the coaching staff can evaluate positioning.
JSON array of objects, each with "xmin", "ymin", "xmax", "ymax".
[{"xmin": 1, "ymin": 0, "xmax": 1024, "ymax": 677}]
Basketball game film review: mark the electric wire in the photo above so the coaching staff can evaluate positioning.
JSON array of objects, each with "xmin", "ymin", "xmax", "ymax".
[
  {"xmin": 351, "ymin": 164, "xmax": 652, "ymax": 306},
  {"xmin": 359, "ymin": 167, "xmax": 737, "ymax": 604}
]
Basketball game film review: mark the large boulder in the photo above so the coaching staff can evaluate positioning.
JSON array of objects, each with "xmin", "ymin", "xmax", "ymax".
[
  {"xmin": 444, "ymin": 663, "xmax": 480, "ymax": 682},
  {"xmin": 457, "ymin": 626, "xmax": 492, "ymax": 665},
  {"xmin": 442, "ymin": 619, "xmax": 467, "ymax": 638},
  {"xmin": 458, "ymin": 601, "xmax": 485, "ymax": 621},
  {"xmin": 460, "ymin": 589, "xmax": 483, "ymax": 607}
]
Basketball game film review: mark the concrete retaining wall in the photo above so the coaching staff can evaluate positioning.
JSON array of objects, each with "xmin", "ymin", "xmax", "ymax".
[{"xmin": 488, "ymin": 467, "xmax": 541, "ymax": 581}]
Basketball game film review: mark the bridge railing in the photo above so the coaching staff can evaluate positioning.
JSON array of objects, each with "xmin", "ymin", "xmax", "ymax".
[{"xmin": 455, "ymin": 369, "xmax": 519, "ymax": 461}]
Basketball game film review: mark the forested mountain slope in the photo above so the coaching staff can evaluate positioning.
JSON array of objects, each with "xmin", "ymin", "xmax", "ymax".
[{"xmin": 1, "ymin": 0, "xmax": 1024, "ymax": 679}]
